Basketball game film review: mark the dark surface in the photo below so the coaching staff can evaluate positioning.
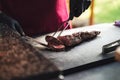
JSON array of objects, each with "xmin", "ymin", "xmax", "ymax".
[
  {"xmin": 0, "ymin": 24, "xmax": 61, "ymax": 80},
  {"xmin": 35, "ymin": 23, "xmax": 120, "ymax": 72},
  {"xmin": 64, "ymin": 62, "xmax": 120, "ymax": 80}
]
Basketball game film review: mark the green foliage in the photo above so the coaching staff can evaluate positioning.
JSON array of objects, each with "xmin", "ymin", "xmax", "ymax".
[{"xmin": 94, "ymin": 0, "xmax": 120, "ymax": 23}]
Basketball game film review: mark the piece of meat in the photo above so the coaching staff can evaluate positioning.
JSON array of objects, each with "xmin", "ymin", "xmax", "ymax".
[
  {"xmin": 45, "ymin": 36, "xmax": 65, "ymax": 51},
  {"xmin": 57, "ymin": 35, "xmax": 82, "ymax": 46},
  {"xmin": 45, "ymin": 35, "xmax": 63, "ymax": 45},
  {"xmin": 58, "ymin": 31, "xmax": 100, "ymax": 46},
  {"xmin": 48, "ymin": 43, "xmax": 65, "ymax": 51},
  {"xmin": 45, "ymin": 31, "xmax": 100, "ymax": 50},
  {"xmin": 80, "ymin": 31, "xmax": 100, "ymax": 41}
]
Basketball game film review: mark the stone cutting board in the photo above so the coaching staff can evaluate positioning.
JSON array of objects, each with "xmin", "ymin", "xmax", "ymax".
[{"xmin": 35, "ymin": 23, "xmax": 120, "ymax": 72}]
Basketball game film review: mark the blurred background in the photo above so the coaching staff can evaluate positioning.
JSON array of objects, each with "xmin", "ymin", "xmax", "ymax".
[{"xmin": 70, "ymin": 0, "xmax": 120, "ymax": 28}]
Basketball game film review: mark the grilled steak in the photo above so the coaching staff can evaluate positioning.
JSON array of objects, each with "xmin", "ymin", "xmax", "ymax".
[
  {"xmin": 45, "ymin": 31, "xmax": 100, "ymax": 51},
  {"xmin": 0, "ymin": 23, "xmax": 60, "ymax": 80},
  {"xmin": 45, "ymin": 36, "xmax": 65, "ymax": 51}
]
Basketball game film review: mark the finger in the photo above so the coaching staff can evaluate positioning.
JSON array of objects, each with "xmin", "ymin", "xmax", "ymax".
[{"xmin": 14, "ymin": 21, "xmax": 25, "ymax": 36}]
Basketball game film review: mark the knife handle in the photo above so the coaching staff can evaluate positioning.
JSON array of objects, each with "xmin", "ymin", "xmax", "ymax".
[{"xmin": 102, "ymin": 39, "xmax": 120, "ymax": 54}]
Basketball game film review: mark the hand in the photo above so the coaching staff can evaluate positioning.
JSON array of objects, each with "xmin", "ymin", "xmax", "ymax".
[
  {"xmin": 0, "ymin": 11, "xmax": 25, "ymax": 36},
  {"xmin": 69, "ymin": 0, "xmax": 91, "ymax": 20}
]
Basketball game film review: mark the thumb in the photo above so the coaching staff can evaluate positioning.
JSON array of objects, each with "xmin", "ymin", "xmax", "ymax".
[{"xmin": 14, "ymin": 21, "xmax": 25, "ymax": 36}]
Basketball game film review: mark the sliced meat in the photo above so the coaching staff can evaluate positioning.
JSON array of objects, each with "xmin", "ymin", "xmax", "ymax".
[
  {"xmin": 45, "ymin": 35, "xmax": 63, "ymax": 45},
  {"xmin": 57, "ymin": 35, "xmax": 82, "ymax": 46},
  {"xmin": 58, "ymin": 31, "xmax": 100, "ymax": 46},
  {"xmin": 48, "ymin": 43, "xmax": 65, "ymax": 51},
  {"xmin": 45, "ymin": 36, "xmax": 65, "ymax": 51},
  {"xmin": 45, "ymin": 31, "xmax": 100, "ymax": 51},
  {"xmin": 80, "ymin": 31, "xmax": 100, "ymax": 41}
]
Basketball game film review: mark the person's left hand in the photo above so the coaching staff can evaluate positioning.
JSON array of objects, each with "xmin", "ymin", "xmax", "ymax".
[
  {"xmin": 69, "ymin": 0, "xmax": 91, "ymax": 20},
  {"xmin": 0, "ymin": 11, "xmax": 25, "ymax": 36}
]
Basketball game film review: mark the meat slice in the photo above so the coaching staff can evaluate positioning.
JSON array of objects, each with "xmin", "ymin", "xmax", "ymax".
[
  {"xmin": 58, "ymin": 31, "xmax": 100, "ymax": 46},
  {"xmin": 80, "ymin": 31, "xmax": 100, "ymax": 41},
  {"xmin": 45, "ymin": 36, "xmax": 65, "ymax": 51},
  {"xmin": 57, "ymin": 35, "xmax": 82, "ymax": 46},
  {"xmin": 45, "ymin": 35, "xmax": 63, "ymax": 45},
  {"xmin": 45, "ymin": 31, "xmax": 100, "ymax": 50},
  {"xmin": 48, "ymin": 44, "xmax": 65, "ymax": 51}
]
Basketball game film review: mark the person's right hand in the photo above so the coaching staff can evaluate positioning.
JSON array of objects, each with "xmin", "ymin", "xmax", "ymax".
[
  {"xmin": 0, "ymin": 11, "xmax": 25, "ymax": 36},
  {"xmin": 69, "ymin": 0, "xmax": 91, "ymax": 20}
]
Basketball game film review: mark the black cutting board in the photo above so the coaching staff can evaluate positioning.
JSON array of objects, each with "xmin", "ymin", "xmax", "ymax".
[{"xmin": 35, "ymin": 23, "xmax": 120, "ymax": 72}]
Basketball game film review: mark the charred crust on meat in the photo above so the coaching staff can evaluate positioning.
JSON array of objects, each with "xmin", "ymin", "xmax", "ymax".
[{"xmin": 45, "ymin": 31, "xmax": 100, "ymax": 51}]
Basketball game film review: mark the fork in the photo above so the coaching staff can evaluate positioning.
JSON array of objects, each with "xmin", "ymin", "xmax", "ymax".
[{"xmin": 52, "ymin": 19, "xmax": 70, "ymax": 38}]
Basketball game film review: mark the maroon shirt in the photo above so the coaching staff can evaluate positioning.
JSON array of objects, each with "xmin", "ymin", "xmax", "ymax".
[{"xmin": 0, "ymin": 0, "xmax": 72, "ymax": 36}]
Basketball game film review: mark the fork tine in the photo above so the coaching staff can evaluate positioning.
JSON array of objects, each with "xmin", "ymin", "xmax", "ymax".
[
  {"xmin": 57, "ymin": 21, "xmax": 70, "ymax": 37},
  {"xmin": 52, "ymin": 22, "xmax": 65, "ymax": 36},
  {"xmin": 52, "ymin": 20, "xmax": 69, "ymax": 37}
]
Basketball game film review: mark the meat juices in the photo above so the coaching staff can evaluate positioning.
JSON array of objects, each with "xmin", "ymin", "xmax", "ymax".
[{"xmin": 45, "ymin": 31, "xmax": 100, "ymax": 51}]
